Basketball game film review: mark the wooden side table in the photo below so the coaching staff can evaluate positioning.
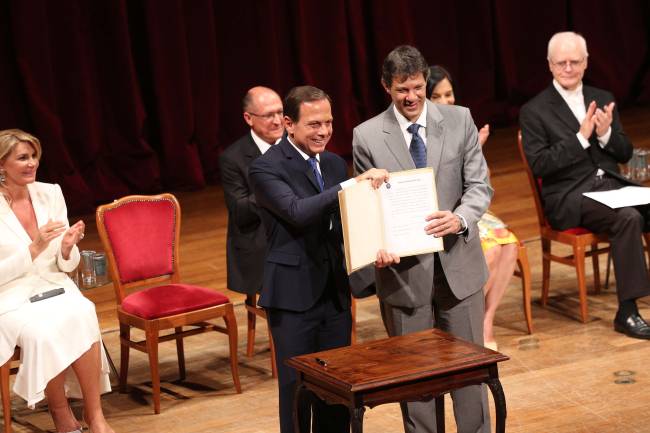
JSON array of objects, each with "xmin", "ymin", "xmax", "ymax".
[{"xmin": 287, "ymin": 328, "xmax": 509, "ymax": 433}]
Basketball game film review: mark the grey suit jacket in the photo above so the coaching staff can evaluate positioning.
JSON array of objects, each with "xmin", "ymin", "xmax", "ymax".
[{"xmin": 352, "ymin": 100, "xmax": 492, "ymax": 307}]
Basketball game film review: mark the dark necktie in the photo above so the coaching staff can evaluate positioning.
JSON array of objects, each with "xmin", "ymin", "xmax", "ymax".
[
  {"xmin": 407, "ymin": 123, "xmax": 427, "ymax": 168},
  {"xmin": 308, "ymin": 157, "xmax": 324, "ymax": 191}
]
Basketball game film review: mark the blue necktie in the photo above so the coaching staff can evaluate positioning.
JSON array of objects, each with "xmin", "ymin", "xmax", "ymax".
[
  {"xmin": 407, "ymin": 123, "xmax": 427, "ymax": 168},
  {"xmin": 308, "ymin": 157, "xmax": 324, "ymax": 191}
]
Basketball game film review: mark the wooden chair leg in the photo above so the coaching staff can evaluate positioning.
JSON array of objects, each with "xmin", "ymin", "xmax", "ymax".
[
  {"xmin": 643, "ymin": 233, "xmax": 650, "ymax": 274},
  {"xmin": 574, "ymin": 245, "xmax": 589, "ymax": 323},
  {"xmin": 1, "ymin": 358, "xmax": 11, "ymax": 433},
  {"xmin": 174, "ymin": 327, "xmax": 186, "ymax": 381},
  {"xmin": 604, "ymin": 252, "xmax": 612, "ymax": 291},
  {"xmin": 591, "ymin": 243, "xmax": 601, "ymax": 294},
  {"xmin": 266, "ymin": 312, "xmax": 278, "ymax": 378},
  {"xmin": 118, "ymin": 323, "xmax": 130, "ymax": 393},
  {"xmin": 245, "ymin": 294, "xmax": 257, "ymax": 358},
  {"xmin": 351, "ymin": 297, "xmax": 357, "ymax": 345},
  {"xmin": 223, "ymin": 304, "xmax": 242, "ymax": 393},
  {"xmin": 541, "ymin": 238, "xmax": 551, "ymax": 306},
  {"xmin": 144, "ymin": 323, "xmax": 161, "ymax": 414},
  {"xmin": 517, "ymin": 244, "xmax": 533, "ymax": 334}
]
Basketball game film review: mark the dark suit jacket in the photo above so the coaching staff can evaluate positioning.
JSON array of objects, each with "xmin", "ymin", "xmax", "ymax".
[
  {"xmin": 219, "ymin": 132, "xmax": 267, "ymax": 295},
  {"xmin": 249, "ymin": 137, "xmax": 350, "ymax": 312},
  {"xmin": 520, "ymin": 84, "xmax": 633, "ymax": 230}
]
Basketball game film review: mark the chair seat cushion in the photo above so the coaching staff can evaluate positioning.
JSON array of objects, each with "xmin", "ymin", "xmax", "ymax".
[
  {"xmin": 562, "ymin": 227, "xmax": 592, "ymax": 235},
  {"xmin": 122, "ymin": 284, "xmax": 230, "ymax": 319}
]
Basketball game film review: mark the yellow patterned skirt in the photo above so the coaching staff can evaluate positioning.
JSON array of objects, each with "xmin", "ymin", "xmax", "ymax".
[{"xmin": 478, "ymin": 211, "xmax": 517, "ymax": 252}]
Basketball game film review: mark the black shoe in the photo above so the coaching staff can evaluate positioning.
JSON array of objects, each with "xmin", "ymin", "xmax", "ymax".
[{"xmin": 614, "ymin": 313, "xmax": 650, "ymax": 339}]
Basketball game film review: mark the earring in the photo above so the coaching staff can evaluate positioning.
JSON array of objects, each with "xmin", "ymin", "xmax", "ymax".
[{"xmin": 0, "ymin": 170, "xmax": 5, "ymax": 184}]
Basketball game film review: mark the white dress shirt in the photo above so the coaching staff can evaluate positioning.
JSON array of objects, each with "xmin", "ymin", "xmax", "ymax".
[
  {"xmin": 250, "ymin": 129, "xmax": 279, "ymax": 154},
  {"xmin": 393, "ymin": 103, "xmax": 428, "ymax": 150}
]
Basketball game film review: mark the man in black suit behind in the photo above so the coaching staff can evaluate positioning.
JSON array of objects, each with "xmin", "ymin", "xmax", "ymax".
[
  {"xmin": 219, "ymin": 86, "xmax": 283, "ymax": 324},
  {"xmin": 520, "ymin": 31, "xmax": 650, "ymax": 339},
  {"xmin": 250, "ymin": 86, "xmax": 389, "ymax": 433}
]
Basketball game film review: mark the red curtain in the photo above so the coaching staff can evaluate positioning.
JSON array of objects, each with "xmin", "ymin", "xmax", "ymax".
[{"xmin": 1, "ymin": 0, "xmax": 648, "ymax": 213}]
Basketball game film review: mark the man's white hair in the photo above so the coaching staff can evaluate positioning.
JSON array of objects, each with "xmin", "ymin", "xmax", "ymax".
[{"xmin": 547, "ymin": 31, "xmax": 589, "ymax": 60}]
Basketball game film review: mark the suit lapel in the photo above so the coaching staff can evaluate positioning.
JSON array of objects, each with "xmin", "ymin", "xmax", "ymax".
[
  {"xmin": 319, "ymin": 152, "xmax": 337, "ymax": 189},
  {"xmin": 382, "ymin": 105, "xmax": 416, "ymax": 170},
  {"xmin": 546, "ymin": 85, "xmax": 580, "ymax": 132},
  {"xmin": 28, "ymin": 183, "xmax": 51, "ymax": 228},
  {"xmin": 280, "ymin": 138, "xmax": 321, "ymax": 193},
  {"xmin": 0, "ymin": 196, "xmax": 29, "ymax": 243},
  {"xmin": 244, "ymin": 132, "xmax": 262, "ymax": 162},
  {"xmin": 425, "ymin": 101, "xmax": 445, "ymax": 175},
  {"xmin": 0, "ymin": 183, "xmax": 47, "ymax": 244}
]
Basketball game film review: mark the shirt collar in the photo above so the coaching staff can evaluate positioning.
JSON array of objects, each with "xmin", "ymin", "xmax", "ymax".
[
  {"xmin": 250, "ymin": 129, "xmax": 279, "ymax": 155},
  {"xmin": 287, "ymin": 136, "xmax": 320, "ymax": 162},
  {"xmin": 393, "ymin": 102, "xmax": 428, "ymax": 132},
  {"xmin": 552, "ymin": 79, "xmax": 583, "ymax": 101}
]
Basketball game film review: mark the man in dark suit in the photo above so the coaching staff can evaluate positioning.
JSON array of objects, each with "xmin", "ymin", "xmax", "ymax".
[
  {"xmin": 520, "ymin": 31, "xmax": 650, "ymax": 339},
  {"xmin": 250, "ymin": 85, "xmax": 388, "ymax": 433},
  {"xmin": 219, "ymin": 86, "xmax": 283, "ymax": 328}
]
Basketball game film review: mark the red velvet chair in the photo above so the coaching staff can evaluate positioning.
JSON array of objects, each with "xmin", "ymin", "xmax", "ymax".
[
  {"xmin": 517, "ymin": 131, "xmax": 610, "ymax": 323},
  {"xmin": 1, "ymin": 348, "xmax": 19, "ymax": 433},
  {"xmin": 96, "ymin": 193, "xmax": 241, "ymax": 414}
]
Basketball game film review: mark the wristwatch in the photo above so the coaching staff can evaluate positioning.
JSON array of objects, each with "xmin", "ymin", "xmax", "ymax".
[{"xmin": 455, "ymin": 213, "xmax": 468, "ymax": 234}]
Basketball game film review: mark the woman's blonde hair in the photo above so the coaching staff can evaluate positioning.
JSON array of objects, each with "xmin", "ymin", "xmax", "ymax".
[
  {"xmin": 0, "ymin": 129, "xmax": 42, "ymax": 163},
  {"xmin": 0, "ymin": 129, "xmax": 42, "ymax": 202}
]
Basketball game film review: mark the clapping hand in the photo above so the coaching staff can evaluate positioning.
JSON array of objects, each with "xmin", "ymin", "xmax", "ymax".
[
  {"xmin": 594, "ymin": 102, "xmax": 615, "ymax": 137},
  {"xmin": 29, "ymin": 219, "xmax": 66, "ymax": 260},
  {"xmin": 61, "ymin": 220, "xmax": 85, "ymax": 259},
  {"xmin": 579, "ymin": 101, "xmax": 597, "ymax": 140}
]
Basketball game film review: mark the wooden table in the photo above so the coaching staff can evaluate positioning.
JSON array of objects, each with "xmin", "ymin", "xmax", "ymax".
[{"xmin": 287, "ymin": 328, "xmax": 510, "ymax": 433}]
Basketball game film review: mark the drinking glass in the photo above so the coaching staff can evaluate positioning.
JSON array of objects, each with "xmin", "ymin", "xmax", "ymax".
[
  {"xmin": 93, "ymin": 252, "xmax": 108, "ymax": 285},
  {"xmin": 80, "ymin": 250, "xmax": 96, "ymax": 287}
]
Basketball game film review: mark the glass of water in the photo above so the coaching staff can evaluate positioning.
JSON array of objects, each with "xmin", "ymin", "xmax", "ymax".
[{"xmin": 80, "ymin": 250, "xmax": 96, "ymax": 287}]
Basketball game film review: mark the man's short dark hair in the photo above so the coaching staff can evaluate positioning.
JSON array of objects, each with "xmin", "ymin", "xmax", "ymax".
[
  {"xmin": 284, "ymin": 86, "xmax": 332, "ymax": 122},
  {"xmin": 381, "ymin": 45, "xmax": 430, "ymax": 87}
]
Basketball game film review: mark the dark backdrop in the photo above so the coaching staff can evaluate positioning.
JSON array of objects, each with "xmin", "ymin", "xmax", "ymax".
[{"xmin": 1, "ymin": 0, "xmax": 648, "ymax": 213}]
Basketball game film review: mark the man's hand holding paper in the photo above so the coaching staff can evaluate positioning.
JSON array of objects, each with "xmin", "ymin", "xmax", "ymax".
[{"xmin": 425, "ymin": 210, "xmax": 461, "ymax": 237}]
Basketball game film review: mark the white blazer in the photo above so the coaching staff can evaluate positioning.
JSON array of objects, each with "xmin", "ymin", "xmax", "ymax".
[{"xmin": 0, "ymin": 182, "xmax": 80, "ymax": 316}]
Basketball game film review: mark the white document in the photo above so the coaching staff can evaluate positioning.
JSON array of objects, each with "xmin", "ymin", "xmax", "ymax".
[
  {"xmin": 583, "ymin": 186, "xmax": 650, "ymax": 208},
  {"xmin": 338, "ymin": 168, "xmax": 444, "ymax": 274}
]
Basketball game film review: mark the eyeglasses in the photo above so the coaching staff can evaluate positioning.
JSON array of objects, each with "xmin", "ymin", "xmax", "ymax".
[
  {"xmin": 247, "ymin": 110, "xmax": 284, "ymax": 121},
  {"xmin": 550, "ymin": 58, "xmax": 585, "ymax": 69}
]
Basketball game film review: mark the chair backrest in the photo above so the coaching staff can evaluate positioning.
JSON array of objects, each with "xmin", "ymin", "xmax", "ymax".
[
  {"xmin": 516, "ymin": 130, "xmax": 550, "ymax": 229},
  {"xmin": 96, "ymin": 193, "xmax": 181, "ymax": 303}
]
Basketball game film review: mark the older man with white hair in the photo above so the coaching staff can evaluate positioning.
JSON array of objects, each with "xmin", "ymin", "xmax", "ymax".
[{"xmin": 520, "ymin": 31, "xmax": 650, "ymax": 339}]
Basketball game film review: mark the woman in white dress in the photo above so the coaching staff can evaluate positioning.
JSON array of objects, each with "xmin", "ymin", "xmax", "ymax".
[{"xmin": 0, "ymin": 129, "xmax": 114, "ymax": 433}]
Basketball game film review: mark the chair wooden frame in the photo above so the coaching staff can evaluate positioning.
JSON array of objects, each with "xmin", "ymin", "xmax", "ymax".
[
  {"xmin": 244, "ymin": 294, "xmax": 277, "ymax": 378},
  {"xmin": 517, "ymin": 131, "xmax": 610, "ymax": 323},
  {"xmin": 96, "ymin": 194, "xmax": 241, "ymax": 414},
  {"xmin": 513, "ymin": 240, "xmax": 534, "ymax": 334},
  {"xmin": 1, "ymin": 348, "xmax": 20, "ymax": 433}
]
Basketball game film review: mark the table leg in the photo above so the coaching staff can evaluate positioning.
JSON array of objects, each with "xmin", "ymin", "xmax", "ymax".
[
  {"xmin": 350, "ymin": 406, "xmax": 365, "ymax": 433},
  {"xmin": 487, "ymin": 377, "xmax": 507, "ymax": 433},
  {"xmin": 435, "ymin": 395, "xmax": 445, "ymax": 432},
  {"xmin": 293, "ymin": 381, "xmax": 308, "ymax": 433}
]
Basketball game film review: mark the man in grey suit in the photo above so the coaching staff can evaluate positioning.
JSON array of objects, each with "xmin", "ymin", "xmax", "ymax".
[{"xmin": 352, "ymin": 45, "xmax": 493, "ymax": 433}]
